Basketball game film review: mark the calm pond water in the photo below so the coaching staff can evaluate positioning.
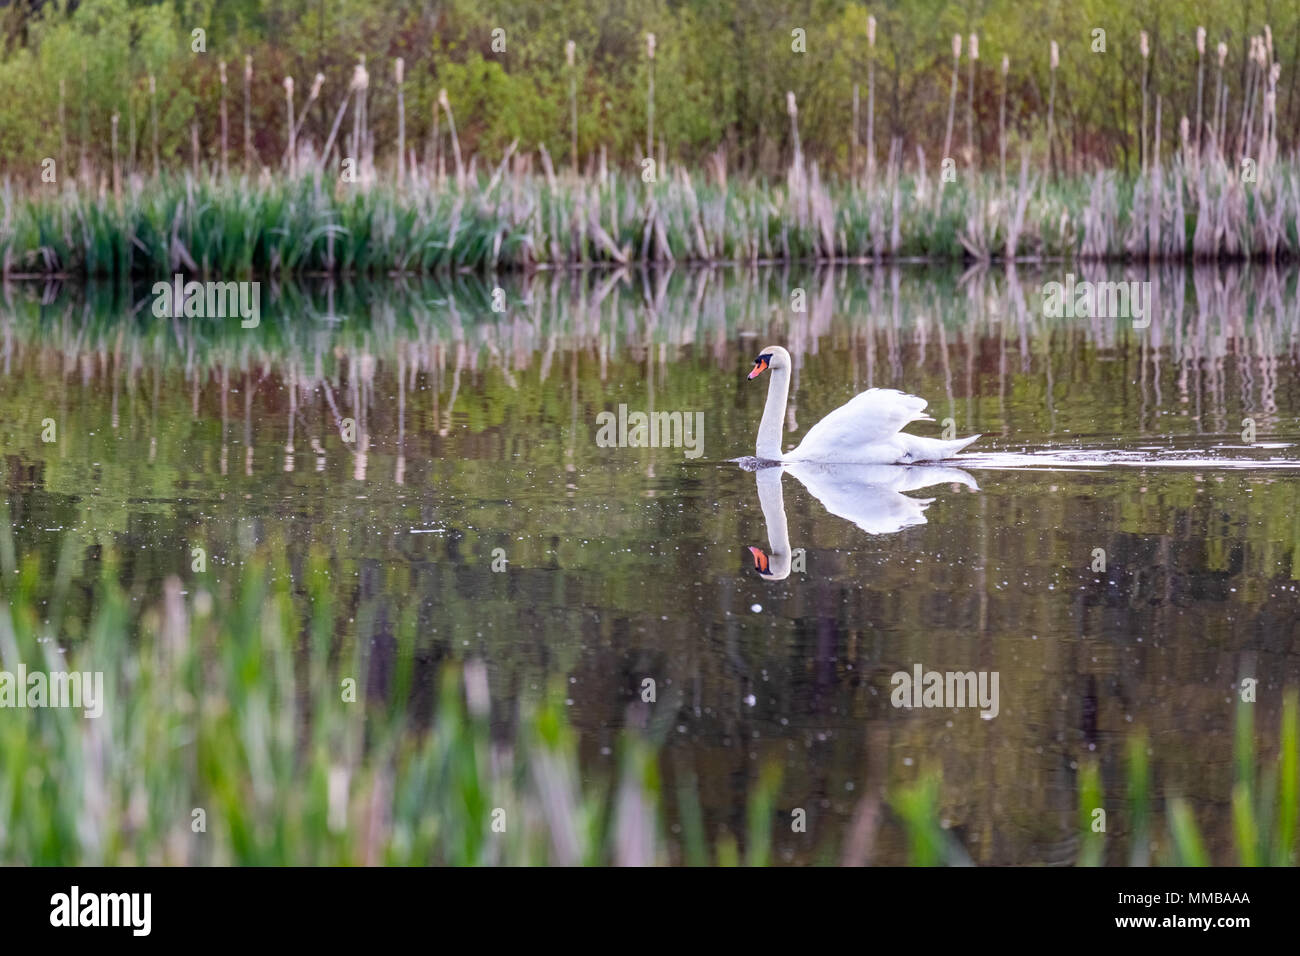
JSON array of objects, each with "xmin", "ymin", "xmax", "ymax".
[{"xmin": 4, "ymin": 264, "xmax": 1300, "ymax": 864}]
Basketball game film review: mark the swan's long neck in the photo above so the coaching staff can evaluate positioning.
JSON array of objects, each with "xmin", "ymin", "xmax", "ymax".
[
  {"xmin": 755, "ymin": 365, "xmax": 790, "ymax": 460},
  {"xmin": 755, "ymin": 468, "xmax": 792, "ymax": 580}
]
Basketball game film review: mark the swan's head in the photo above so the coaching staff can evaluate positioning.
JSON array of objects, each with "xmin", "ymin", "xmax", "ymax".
[
  {"xmin": 747, "ymin": 345, "xmax": 790, "ymax": 380},
  {"xmin": 746, "ymin": 545, "xmax": 791, "ymax": 580}
]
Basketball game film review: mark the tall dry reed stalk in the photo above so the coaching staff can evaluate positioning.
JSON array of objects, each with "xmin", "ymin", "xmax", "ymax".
[
  {"xmin": 1195, "ymin": 27, "xmax": 1206, "ymax": 155},
  {"xmin": 1215, "ymin": 42, "xmax": 1228, "ymax": 158},
  {"xmin": 851, "ymin": 82, "xmax": 859, "ymax": 181},
  {"xmin": 148, "ymin": 75, "xmax": 158, "ymax": 178},
  {"xmin": 283, "ymin": 76, "xmax": 296, "ymax": 175},
  {"xmin": 438, "ymin": 88, "xmax": 463, "ymax": 189},
  {"xmin": 999, "ymin": 55, "xmax": 1008, "ymax": 192},
  {"xmin": 219, "ymin": 60, "xmax": 229, "ymax": 178},
  {"xmin": 645, "ymin": 33, "xmax": 655, "ymax": 162},
  {"xmin": 79, "ymin": 58, "xmax": 88, "ymax": 186},
  {"xmin": 567, "ymin": 41, "xmax": 578, "ymax": 175},
  {"xmin": 244, "ymin": 56, "xmax": 254, "ymax": 172},
  {"xmin": 110, "ymin": 112, "xmax": 120, "ymax": 199},
  {"xmin": 1140, "ymin": 31, "xmax": 1150, "ymax": 172},
  {"xmin": 966, "ymin": 34, "xmax": 978, "ymax": 166},
  {"xmin": 1046, "ymin": 41, "xmax": 1058, "ymax": 180},
  {"xmin": 321, "ymin": 71, "xmax": 356, "ymax": 171},
  {"xmin": 1241, "ymin": 36, "xmax": 1260, "ymax": 162},
  {"xmin": 787, "ymin": 90, "xmax": 802, "ymax": 176},
  {"xmin": 125, "ymin": 70, "xmax": 136, "ymax": 180},
  {"xmin": 350, "ymin": 56, "xmax": 369, "ymax": 173},
  {"xmin": 282, "ymin": 73, "xmax": 324, "ymax": 172},
  {"xmin": 866, "ymin": 15, "xmax": 876, "ymax": 191},
  {"xmin": 430, "ymin": 99, "xmax": 441, "ymax": 182},
  {"xmin": 58, "ymin": 77, "xmax": 67, "ymax": 175},
  {"xmin": 395, "ymin": 58, "xmax": 405, "ymax": 186},
  {"xmin": 942, "ymin": 34, "xmax": 960, "ymax": 164}
]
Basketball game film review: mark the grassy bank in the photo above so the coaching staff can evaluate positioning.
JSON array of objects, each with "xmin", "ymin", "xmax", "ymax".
[{"xmin": 3, "ymin": 149, "xmax": 1299, "ymax": 279}]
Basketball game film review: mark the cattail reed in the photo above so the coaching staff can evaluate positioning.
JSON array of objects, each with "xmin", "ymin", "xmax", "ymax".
[
  {"xmin": 1267, "ymin": 63, "xmax": 1281, "ymax": 164},
  {"xmin": 786, "ymin": 90, "xmax": 801, "ymax": 163},
  {"xmin": 219, "ymin": 60, "xmax": 229, "ymax": 178},
  {"xmin": 868, "ymin": 13, "xmax": 878, "ymax": 191},
  {"xmin": 999, "ymin": 54, "xmax": 1009, "ymax": 192},
  {"xmin": 1195, "ymin": 27, "xmax": 1206, "ymax": 155},
  {"xmin": 244, "ymin": 56, "xmax": 254, "ymax": 172},
  {"xmin": 438, "ymin": 88, "xmax": 463, "ymax": 188},
  {"xmin": 1046, "ymin": 40, "xmax": 1059, "ymax": 180},
  {"xmin": 942, "ymin": 34, "xmax": 960, "ymax": 164},
  {"xmin": 1215, "ymin": 42, "xmax": 1228, "ymax": 155},
  {"xmin": 1241, "ymin": 37, "xmax": 1260, "ymax": 162},
  {"xmin": 349, "ymin": 57, "xmax": 369, "ymax": 173},
  {"xmin": 1139, "ymin": 31, "xmax": 1149, "ymax": 173},
  {"xmin": 283, "ymin": 76, "xmax": 296, "ymax": 175},
  {"xmin": 58, "ymin": 77, "xmax": 67, "ymax": 177},
  {"xmin": 966, "ymin": 34, "xmax": 978, "ymax": 166},
  {"xmin": 125, "ymin": 70, "xmax": 136, "ymax": 180},
  {"xmin": 395, "ymin": 58, "xmax": 405, "ymax": 186},
  {"xmin": 319, "ymin": 72, "xmax": 356, "ymax": 174},
  {"xmin": 567, "ymin": 41, "xmax": 577, "ymax": 175},
  {"xmin": 429, "ymin": 98, "xmax": 441, "ymax": 183},
  {"xmin": 866, "ymin": 14, "xmax": 876, "ymax": 190},
  {"xmin": 645, "ymin": 33, "xmax": 655, "ymax": 162},
  {"xmin": 149, "ymin": 75, "xmax": 159, "ymax": 178},
  {"xmin": 79, "ymin": 57, "xmax": 88, "ymax": 185},
  {"xmin": 851, "ymin": 82, "xmax": 859, "ymax": 180},
  {"xmin": 111, "ymin": 112, "xmax": 120, "ymax": 199}
]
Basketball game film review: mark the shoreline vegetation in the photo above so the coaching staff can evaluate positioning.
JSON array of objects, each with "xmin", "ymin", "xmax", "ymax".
[
  {"xmin": 3, "ymin": 154, "xmax": 1300, "ymax": 278},
  {"xmin": 2, "ymin": 3, "xmax": 1298, "ymax": 276}
]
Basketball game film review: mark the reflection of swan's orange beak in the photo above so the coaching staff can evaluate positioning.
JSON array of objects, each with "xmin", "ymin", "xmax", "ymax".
[
  {"xmin": 748, "ymin": 546, "xmax": 770, "ymax": 574},
  {"xmin": 747, "ymin": 356, "xmax": 769, "ymax": 380}
]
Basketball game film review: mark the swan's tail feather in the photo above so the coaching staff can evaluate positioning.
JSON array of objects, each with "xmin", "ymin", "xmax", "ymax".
[{"xmin": 898, "ymin": 433, "xmax": 981, "ymax": 461}]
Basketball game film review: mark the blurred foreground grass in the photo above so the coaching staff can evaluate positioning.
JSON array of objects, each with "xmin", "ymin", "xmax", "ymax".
[{"xmin": 0, "ymin": 516, "xmax": 1294, "ymax": 865}]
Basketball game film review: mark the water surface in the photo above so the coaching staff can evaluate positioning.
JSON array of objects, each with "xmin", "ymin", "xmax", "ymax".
[{"xmin": 3, "ymin": 265, "xmax": 1300, "ymax": 864}]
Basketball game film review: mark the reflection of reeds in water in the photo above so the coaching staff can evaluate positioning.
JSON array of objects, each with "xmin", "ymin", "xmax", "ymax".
[
  {"xmin": 892, "ymin": 692, "xmax": 1296, "ymax": 866},
  {"xmin": 3, "ymin": 264, "xmax": 1299, "ymax": 443}
]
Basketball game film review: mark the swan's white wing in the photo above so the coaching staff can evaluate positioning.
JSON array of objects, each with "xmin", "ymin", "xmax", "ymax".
[{"xmin": 791, "ymin": 388, "xmax": 932, "ymax": 460}]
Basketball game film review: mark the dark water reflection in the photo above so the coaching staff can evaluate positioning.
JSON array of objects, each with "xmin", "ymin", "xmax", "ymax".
[{"xmin": 3, "ymin": 264, "xmax": 1300, "ymax": 864}]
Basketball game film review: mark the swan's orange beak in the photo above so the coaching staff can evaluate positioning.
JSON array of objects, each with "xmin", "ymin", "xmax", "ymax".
[
  {"xmin": 747, "ymin": 356, "xmax": 770, "ymax": 380},
  {"xmin": 748, "ymin": 546, "xmax": 770, "ymax": 574}
]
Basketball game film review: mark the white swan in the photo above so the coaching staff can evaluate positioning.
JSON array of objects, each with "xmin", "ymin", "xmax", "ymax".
[
  {"xmin": 747, "ymin": 345, "xmax": 980, "ymax": 463},
  {"xmin": 746, "ymin": 462, "xmax": 979, "ymax": 579}
]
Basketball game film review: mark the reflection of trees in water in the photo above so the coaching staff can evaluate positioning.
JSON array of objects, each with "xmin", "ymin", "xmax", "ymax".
[{"xmin": 4, "ymin": 263, "xmax": 1298, "ymax": 434}]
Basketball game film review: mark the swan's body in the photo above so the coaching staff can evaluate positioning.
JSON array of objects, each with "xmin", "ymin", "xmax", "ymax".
[
  {"xmin": 785, "ymin": 462, "xmax": 978, "ymax": 535},
  {"xmin": 748, "ymin": 345, "xmax": 979, "ymax": 464},
  {"xmin": 747, "ymin": 462, "xmax": 979, "ymax": 578}
]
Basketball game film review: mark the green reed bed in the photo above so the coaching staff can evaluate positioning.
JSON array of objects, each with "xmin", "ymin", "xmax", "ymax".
[
  {"xmin": 4, "ymin": 156, "xmax": 1300, "ymax": 279},
  {"xmin": 894, "ymin": 693, "xmax": 1299, "ymax": 866}
]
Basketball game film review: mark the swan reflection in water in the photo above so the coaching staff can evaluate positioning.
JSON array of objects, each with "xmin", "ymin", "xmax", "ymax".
[{"xmin": 745, "ymin": 461, "xmax": 978, "ymax": 580}]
